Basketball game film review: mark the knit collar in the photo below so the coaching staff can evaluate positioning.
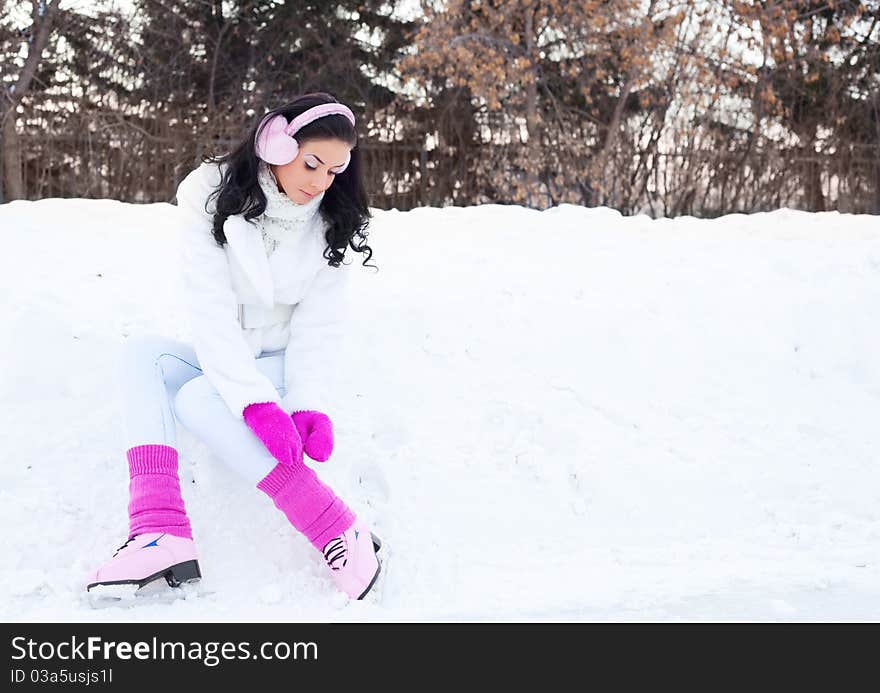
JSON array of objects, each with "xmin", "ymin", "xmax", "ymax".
[{"xmin": 257, "ymin": 161, "xmax": 325, "ymax": 222}]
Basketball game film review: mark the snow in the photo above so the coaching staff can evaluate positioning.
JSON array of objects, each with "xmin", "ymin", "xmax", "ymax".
[{"xmin": 1, "ymin": 197, "xmax": 878, "ymax": 622}]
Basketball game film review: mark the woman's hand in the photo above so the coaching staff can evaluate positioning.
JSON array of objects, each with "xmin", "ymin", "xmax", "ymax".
[
  {"xmin": 291, "ymin": 410, "xmax": 334, "ymax": 462},
  {"xmin": 242, "ymin": 402, "xmax": 303, "ymax": 466}
]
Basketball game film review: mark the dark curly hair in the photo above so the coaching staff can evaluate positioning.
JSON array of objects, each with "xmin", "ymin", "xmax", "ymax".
[{"xmin": 203, "ymin": 92, "xmax": 374, "ymax": 268}]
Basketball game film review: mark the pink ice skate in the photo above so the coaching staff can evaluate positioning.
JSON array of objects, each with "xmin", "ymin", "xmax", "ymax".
[
  {"xmin": 86, "ymin": 532, "xmax": 201, "ymax": 604},
  {"xmin": 321, "ymin": 521, "xmax": 383, "ymax": 600}
]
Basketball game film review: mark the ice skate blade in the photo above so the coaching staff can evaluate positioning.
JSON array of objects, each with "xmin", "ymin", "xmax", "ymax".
[
  {"xmin": 87, "ymin": 577, "xmax": 204, "ymax": 609},
  {"xmin": 359, "ymin": 540, "xmax": 391, "ymax": 605}
]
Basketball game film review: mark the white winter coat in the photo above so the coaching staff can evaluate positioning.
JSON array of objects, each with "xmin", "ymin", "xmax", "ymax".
[{"xmin": 174, "ymin": 160, "xmax": 351, "ymax": 420}]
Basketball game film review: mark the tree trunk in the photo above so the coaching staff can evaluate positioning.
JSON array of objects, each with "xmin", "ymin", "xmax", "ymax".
[
  {"xmin": 873, "ymin": 157, "xmax": 880, "ymax": 215},
  {"xmin": 804, "ymin": 155, "xmax": 825, "ymax": 212},
  {"xmin": 524, "ymin": 6, "xmax": 540, "ymax": 208},
  {"xmin": 593, "ymin": 74, "xmax": 633, "ymax": 206},
  {"xmin": 2, "ymin": 114, "xmax": 24, "ymax": 201}
]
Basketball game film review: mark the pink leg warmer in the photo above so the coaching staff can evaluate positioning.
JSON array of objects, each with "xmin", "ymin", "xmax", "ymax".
[
  {"xmin": 257, "ymin": 461, "xmax": 355, "ymax": 552},
  {"xmin": 127, "ymin": 444, "xmax": 193, "ymax": 540}
]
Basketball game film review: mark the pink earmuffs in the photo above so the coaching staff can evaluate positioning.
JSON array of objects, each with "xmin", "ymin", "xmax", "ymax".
[{"xmin": 254, "ymin": 102, "xmax": 356, "ymax": 173}]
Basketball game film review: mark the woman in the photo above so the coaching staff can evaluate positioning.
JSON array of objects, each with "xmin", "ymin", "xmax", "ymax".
[{"xmin": 86, "ymin": 92, "xmax": 384, "ymax": 604}]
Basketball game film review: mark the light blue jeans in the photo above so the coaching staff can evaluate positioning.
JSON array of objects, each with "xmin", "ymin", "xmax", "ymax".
[{"xmin": 117, "ymin": 333, "xmax": 283, "ymax": 485}]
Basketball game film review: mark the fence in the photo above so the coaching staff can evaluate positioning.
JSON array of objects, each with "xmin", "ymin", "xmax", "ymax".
[
  {"xmin": 7, "ymin": 130, "xmax": 880, "ymax": 215},
  {"xmin": 11, "ymin": 131, "xmax": 431, "ymax": 209}
]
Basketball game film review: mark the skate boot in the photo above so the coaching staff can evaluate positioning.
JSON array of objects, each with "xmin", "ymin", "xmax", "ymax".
[
  {"xmin": 321, "ymin": 520, "xmax": 383, "ymax": 600},
  {"xmin": 86, "ymin": 532, "xmax": 201, "ymax": 605}
]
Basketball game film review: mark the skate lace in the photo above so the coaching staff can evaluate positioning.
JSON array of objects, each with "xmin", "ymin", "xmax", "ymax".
[
  {"xmin": 112, "ymin": 535, "xmax": 137, "ymax": 557},
  {"xmin": 322, "ymin": 537, "xmax": 347, "ymax": 571}
]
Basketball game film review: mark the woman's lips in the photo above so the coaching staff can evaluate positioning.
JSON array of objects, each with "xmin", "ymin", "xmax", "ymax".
[{"xmin": 300, "ymin": 189, "xmax": 315, "ymax": 198}]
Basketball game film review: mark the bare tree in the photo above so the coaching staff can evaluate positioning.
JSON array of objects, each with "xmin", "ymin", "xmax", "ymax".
[{"xmin": 1, "ymin": 0, "xmax": 60, "ymax": 201}]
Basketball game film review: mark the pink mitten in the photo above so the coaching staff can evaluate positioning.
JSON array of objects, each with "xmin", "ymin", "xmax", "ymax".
[
  {"xmin": 243, "ymin": 402, "xmax": 303, "ymax": 466},
  {"xmin": 291, "ymin": 410, "xmax": 334, "ymax": 462}
]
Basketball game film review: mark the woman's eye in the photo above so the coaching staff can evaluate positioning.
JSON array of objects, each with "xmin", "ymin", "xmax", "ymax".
[{"xmin": 306, "ymin": 164, "xmax": 317, "ymax": 170}]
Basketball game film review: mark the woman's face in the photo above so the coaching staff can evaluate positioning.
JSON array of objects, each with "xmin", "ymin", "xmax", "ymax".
[{"xmin": 269, "ymin": 137, "xmax": 352, "ymax": 205}]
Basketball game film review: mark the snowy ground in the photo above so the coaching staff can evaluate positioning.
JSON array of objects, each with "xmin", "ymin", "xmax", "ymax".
[{"xmin": 0, "ymin": 197, "xmax": 878, "ymax": 622}]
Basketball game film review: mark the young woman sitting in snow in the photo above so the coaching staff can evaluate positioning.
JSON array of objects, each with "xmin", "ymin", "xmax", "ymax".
[{"xmin": 86, "ymin": 92, "xmax": 383, "ymax": 602}]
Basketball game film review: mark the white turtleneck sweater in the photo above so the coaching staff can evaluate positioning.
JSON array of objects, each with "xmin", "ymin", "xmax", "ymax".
[{"xmin": 256, "ymin": 161, "xmax": 326, "ymax": 257}]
